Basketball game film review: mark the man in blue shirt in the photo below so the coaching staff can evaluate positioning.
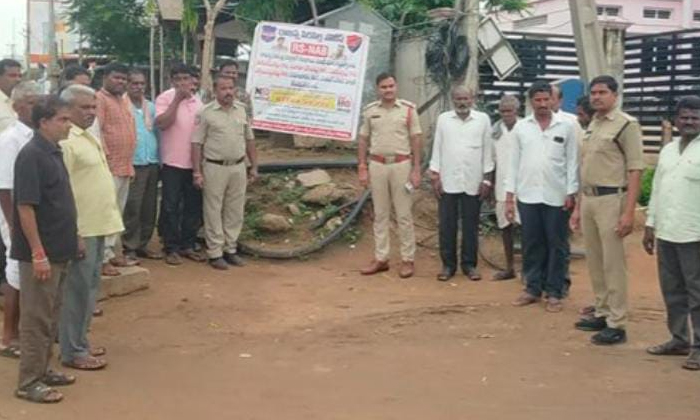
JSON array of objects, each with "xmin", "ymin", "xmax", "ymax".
[{"xmin": 122, "ymin": 69, "xmax": 162, "ymax": 260}]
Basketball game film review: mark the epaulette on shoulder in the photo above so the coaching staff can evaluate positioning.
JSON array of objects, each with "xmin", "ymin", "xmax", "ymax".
[
  {"xmin": 619, "ymin": 111, "xmax": 638, "ymax": 123},
  {"xmin": 364, "ymin": 101, "xmax": 379, "ymax": 111},
  {"xmin": 398, "ymin": 99, "xmax": 416, "ymax": 108}
]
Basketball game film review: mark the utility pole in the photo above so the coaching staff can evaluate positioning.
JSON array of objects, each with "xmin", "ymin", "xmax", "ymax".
[
  {"xmin": 455, "ymin": 0, "xmax": 480, "ymax": 93},
  {"xmin": 47, "ymin": 0, "xmax": 60, "ymax": 91},
  {"xmin": 25, "ymin": 0, "xmax": 31, "ymax": 73},
  {"xmin": 568, "ymin": 0, "xmax": 606, "ymax": 83}
]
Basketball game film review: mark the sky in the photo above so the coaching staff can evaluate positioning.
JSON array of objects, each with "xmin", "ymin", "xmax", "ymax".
[{"xmin": 0, "ymin": 0, "xmax": 27, "ymax": 60}]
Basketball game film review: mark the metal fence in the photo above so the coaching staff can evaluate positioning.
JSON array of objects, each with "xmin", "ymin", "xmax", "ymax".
[{"xmin": 477, "ymin": 28, "xmax": 700, "ymax": 154}]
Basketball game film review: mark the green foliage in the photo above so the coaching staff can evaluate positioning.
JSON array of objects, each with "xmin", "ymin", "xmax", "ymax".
[
  {"xmin": 65, "ymin": 0, "xmax": 151, "ymax": 63},
  {"xmin": 181, "ymin": 0, "xmax": 200, "ymax": 35},
  {"xmin": 639, "ymin": 167, "xmax": 655, "ymax": 207}
]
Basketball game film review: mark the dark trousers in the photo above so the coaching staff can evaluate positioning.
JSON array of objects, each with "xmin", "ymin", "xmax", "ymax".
[
  {"xmin": 657, "ymin": 239, "xmax": 700, "ymax": 350},
  {"xmin": 123, "ymin": 164, "xmax": 160, "ymax": 253},
  {"xmin": 518, "ymin": 202, "xmax": 568, "ymax": 299},
  {"xmin": 159, "ymin": 164, "xmax": 202, "ymax": 254},
  {"xmin": 438, "ymin": 193, "xmax": 481, "ymax": 273}
]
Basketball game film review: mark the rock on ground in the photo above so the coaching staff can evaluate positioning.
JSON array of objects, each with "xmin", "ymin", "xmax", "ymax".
[
  {"xmin": 260, "ymin": 213, "xmax": 293, "ymax": 233},
  {"xmin": 296, "ymin": 169, "xmax": 332, "ymax": 188}
]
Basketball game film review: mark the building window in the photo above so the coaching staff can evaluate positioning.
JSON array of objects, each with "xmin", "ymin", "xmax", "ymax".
[
  {"xmin": 597, "ymin": 6, "xmax": 621, "ymax": 17},
  {"xmin": 513, "ymin": 15, "xmax": 547, "ymax": 29},
  {"xmin": 694, "ymin": 11, "xmax": 700, "ymax": 22},
  {"xmin": 644, "ymin": 8, "xmax": 671, "ymax": 19}
]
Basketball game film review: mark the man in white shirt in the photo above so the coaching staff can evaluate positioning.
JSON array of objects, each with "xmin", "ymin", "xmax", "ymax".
[
  {"xmin": 0, "ymin": 81, "xmax": 41, "ymax": 358},
  {"xmin": 506, "ymin": 81, "xmax": 579, "ymax": 312},
  {"xmin": 0, "ymin": 59, "xmax": 22, "ymax": 133},
  {"xmin": 643, "ymin": 96, "xmax": 700, "ymax": 371},
  {"xmin": 492, "ymin": 94, "xmax": 520, "ymax": 281},
  {"xmin": 429, "ymin": 86, "xmax": 494, "ymax": 281}
]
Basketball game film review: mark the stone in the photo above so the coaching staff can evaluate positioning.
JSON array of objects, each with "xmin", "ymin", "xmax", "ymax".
[
  {"xmin": 301, "ymin": 183, "xmax": 346, "ymax": 205},
  {"xmin": 296, "ymin": 169, "xmax": 332, "ymax": 187},
  {"xmin": 287, "ymin": 203, "xmax": 302, "ymax": 216},
  {"xmin": 325, "ymin": 216, "xmax": 343, "ymax": 231},
  {"xmin": 260, "ymin": 213, "xmax": 293, "ymax": 233},
  {"xmin": 98, "ymin": 266, "xmax": 151, "ymax": 301}
]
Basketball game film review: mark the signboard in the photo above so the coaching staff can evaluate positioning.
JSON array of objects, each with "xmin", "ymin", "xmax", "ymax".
[
  {"xmin": 246, "ymin": 22, "xmax": 370, "ymax": 141},
  {"xmin": 477, "ymin": 17, "xmax": 521, "ymax": 81}
]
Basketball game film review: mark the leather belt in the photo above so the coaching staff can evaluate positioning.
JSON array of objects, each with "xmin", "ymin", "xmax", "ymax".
[
  {"xmin": 205, "ymin": 156, "xmax": 245, "ymax": 166},
  {"xmin": 582, "ymin": 186, "xmax": 627, "ymax": 197},
  {"xmin": 369, "ymin": 154, "xmax": 411, "ymax": 164}
]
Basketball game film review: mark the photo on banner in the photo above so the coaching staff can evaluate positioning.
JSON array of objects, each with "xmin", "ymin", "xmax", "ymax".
[{"xmin": 246, "ymin": 22, "xmax": 370, "ymax": 141}]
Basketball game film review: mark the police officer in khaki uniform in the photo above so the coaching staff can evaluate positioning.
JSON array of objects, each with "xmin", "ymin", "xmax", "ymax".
[
  {"xmin": 192, "ymin": 74, "xmax": 257, "ymax": 270},
  {"xmin": 570, "ymin": 75, "xmax": 644, "ymax": 345},
  {"xmin": 358, "ymin": 72, "xmax": 423, "ymax": 278}
]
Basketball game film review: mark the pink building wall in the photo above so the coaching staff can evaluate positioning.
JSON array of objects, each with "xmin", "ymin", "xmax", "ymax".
[{"xmin": 492, "ymin": 0, "xmax": 700, "ymax": 35}]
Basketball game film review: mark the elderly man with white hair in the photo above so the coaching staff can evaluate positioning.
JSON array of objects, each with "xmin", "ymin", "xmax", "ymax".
[
  {"xmin": 57, "ymin": 84, "xmax": 123, "ymax": 370},
  {"xmin": 491, "ymin": 94, "xmax": 521, "ymax": 281},
  {"xmin": 0, "ymin": 81, "xmax": 42, "ymax": 359}
]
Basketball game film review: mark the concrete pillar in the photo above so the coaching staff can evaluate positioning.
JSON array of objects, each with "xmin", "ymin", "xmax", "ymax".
[
  {"xmin": 682, "ymin": 0, "xmax": 692, "ymax": 29},
  {"xmin": 600, "ymin": 19, "xmax": 632, "ymax": 103}
]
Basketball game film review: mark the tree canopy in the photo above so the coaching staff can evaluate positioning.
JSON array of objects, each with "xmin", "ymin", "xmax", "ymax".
[{"xmin": 65, "ymin": 0, "xmax": 152, "ymax": 63}]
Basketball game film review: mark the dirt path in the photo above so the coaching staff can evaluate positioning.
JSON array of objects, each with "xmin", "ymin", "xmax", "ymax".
[{"xmin": 0, "ymin": 229, "xmax": 698, "ymax": 420}]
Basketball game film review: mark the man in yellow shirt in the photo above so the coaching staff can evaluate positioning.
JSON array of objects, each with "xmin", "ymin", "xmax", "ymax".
[{"xmin": 58, "ymin": 85, "xmax": 123, "ymax": 370}]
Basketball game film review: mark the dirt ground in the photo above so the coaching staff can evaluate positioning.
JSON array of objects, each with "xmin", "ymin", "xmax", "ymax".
[{"xmin": 0, "ymin": 226, "xmax": 698, "ymax": 420}]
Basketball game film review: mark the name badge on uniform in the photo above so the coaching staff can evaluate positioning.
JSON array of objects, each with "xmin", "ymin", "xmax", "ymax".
[{"xmin": 553, "ymin": 136, "xmax": 564, "ymax": 144}]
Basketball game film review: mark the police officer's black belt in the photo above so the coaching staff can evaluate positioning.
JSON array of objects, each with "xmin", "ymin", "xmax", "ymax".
[
  {"xmin": 205, "ymin": 156, "xmax": 245, "ymax": 166},
  {"xmin": 583, "ymin": 186, "xmax": 627, "ymax": 197}
]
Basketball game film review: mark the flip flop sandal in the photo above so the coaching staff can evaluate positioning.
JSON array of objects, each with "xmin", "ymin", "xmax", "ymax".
[
  {"xmin": 90, "ymin": 346, "xmax": 107, "ymax": 357},
  {"xmin": 16, "ymin": 382, "xmax": 63, "ymax": 404},
  {"xmin": 62, "ymin": 356, "xmax": 107, "ymax": 371},
  {"xmin": 0, "ymin": 344, "xmax": 21, "ymax": 359},
  {"xmin": 181, "ymin": 250, "xmax": 205, "ymax": 262},
  {"xmin": 682, "ymin": 359, "xmax": 700, "ymax": 371},
  {"xmin": 43, "ymin": 370, "xmax": 76, "ymax": 387},
  {"xmin": 646, "ymin": 342, "xmax": 691, "ymax": 356}
]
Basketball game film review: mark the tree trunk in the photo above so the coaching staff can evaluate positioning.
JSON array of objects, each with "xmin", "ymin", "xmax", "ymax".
[
  {"xmin": 182, "ymin": 35, "xmax": 188, "ymax": 64},
  {"xmin": 159, "ymin": 24, "xmax": 165, "ymax": 94},
  {"xmin": 200, "ymin": 0, "xmax": 227, "ymax": 96},
  {"xmin": 150, "ymin": 22, "xmax": 156, "ymax": 99}
]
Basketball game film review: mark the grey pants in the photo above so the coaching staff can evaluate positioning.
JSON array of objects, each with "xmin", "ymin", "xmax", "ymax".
[
  {"xmin": 18, "ymin": 261, "xmax": 68, "ymax": 390},
  {"xmin": 657, "ymin": 239, "xmax": 700, "ymax": 349},
  {"xmin": 59, "ymin": 236, "xmax": 104, "ymax": 363},
  {"xmin": 123, "ymin": 164, "xmax": 159, "ymax": 253}
]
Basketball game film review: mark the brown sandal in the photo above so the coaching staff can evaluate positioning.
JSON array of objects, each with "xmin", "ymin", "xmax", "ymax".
[{"xmin": 62, "ymin": 355, "xmax": 107, "ymax": 371}]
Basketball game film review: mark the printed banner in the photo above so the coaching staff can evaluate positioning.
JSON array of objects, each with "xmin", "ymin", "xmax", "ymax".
[{"xmin": 246, "ymin": 22, "xmax": 370, "ymax": 141}]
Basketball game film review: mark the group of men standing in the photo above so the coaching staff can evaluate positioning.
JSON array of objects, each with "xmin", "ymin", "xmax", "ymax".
[
  {"xmin": 356, "ymin": 72, "xmax": 699, "ymax": 369},
  {"xmin": 0, "ymin": 58, "xmax": 257, "ymax": 403}
]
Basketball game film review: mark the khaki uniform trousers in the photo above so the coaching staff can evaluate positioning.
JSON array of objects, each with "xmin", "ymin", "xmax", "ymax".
[
  {"xmin": 581, "ymin": 193, "xmax": 628, "ymax": 329},
  {"xmin": 18, "ymin": 261, "xmax": 68, "ymax": 390},
  {"xmin": 369, "ymin": 160, "xmax": 415, "ymax": 262},
  {"xmin": 203, "ymin": 161, "xmax": 247, "ymax": 259}
]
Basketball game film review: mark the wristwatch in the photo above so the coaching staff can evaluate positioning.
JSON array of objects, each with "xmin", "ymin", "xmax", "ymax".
[{"xmin": 481, "ymin": 180, "xmax": 493, "ymax": 187}]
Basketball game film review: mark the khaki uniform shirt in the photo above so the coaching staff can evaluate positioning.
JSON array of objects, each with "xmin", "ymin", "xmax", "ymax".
[
  {"xmin": 359, "ymin": 99, "xmax": 422, "ymax": 156},
  {"xmin": 192, "ymin": 100, "xmax": 254, "ymax": 161},
  {"xmin": 60, "ymin": 125, "xmax": 124, "ymax": 238},
  {"xmin": 0, "ymin": 90, "xmax": 16, "ymax": 134},
  {"xmin": 580, "ymin": 109, "xmax": 644, "ymax": 188}
]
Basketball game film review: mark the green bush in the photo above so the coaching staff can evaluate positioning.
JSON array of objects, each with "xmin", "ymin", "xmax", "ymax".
[{"xmin": 638, "ymin": 167, "xmax": 655, "ymax": 207}]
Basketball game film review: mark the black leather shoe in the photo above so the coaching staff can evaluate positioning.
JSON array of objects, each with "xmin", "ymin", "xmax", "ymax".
[
  {"xmin": 436, "ymin": 267, "xmax": 455, "ymax": 282},
  {"xmin": 224, "ymin": 253, "xmax": 246, "ymax": 267},
  {"xmin": 591, "ymin": 327, "xmax": 626, "ymax": 345},
  {"xmin": 462, "ymin": 266, "xmax": 481, "ymax": 281},
  {"xmin": 208, "ymin": 257, "xmax": 229, "ymax": 270},
  {"xmin": 574, "ymin": 316, "xmax": 607, "ymax": 331}
]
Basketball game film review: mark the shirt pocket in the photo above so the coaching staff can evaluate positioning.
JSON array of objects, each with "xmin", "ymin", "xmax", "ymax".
[{"xmin": 682, "ymin": 158, "xmax": 700, "ymax": 181}]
